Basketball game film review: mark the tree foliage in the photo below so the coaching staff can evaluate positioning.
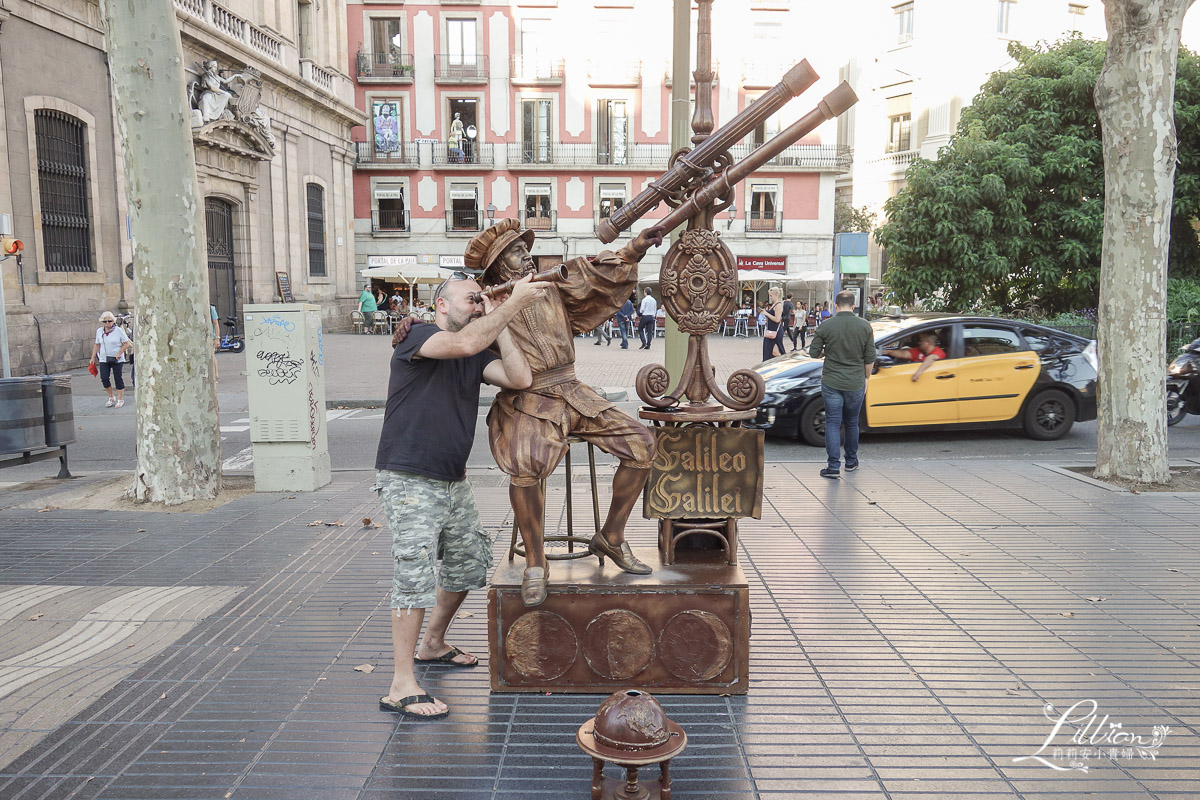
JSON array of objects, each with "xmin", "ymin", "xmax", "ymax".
[
  {"xmin": 834, "ymin": 200, "xmax": 877, "ymax": 233},
  {"xmin": 875, "ymin": 36, "xmax": 1200, "ymax": 314}
]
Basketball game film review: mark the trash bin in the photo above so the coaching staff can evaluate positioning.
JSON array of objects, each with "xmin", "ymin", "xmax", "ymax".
[
  {"xmin": 42, "ymin": 374, "xmax": 76, "ymax": 447},
  {"xmin": 0, "ymin": 377, "xmax": 46, "ymax": 453}
]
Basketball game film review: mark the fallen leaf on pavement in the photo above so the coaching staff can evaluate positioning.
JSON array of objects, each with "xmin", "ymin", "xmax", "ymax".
[
  {"xmin": 354, "ymin": 663, "xmax": 376, "ymax": 674},
  {"xmin": 306, "ymin": 520, "xmax": 323, "ymax": 526},
  {"xmin": 457, "ymin": 611, "xmax": 475, "ymax": 619},
  {"xmin": 27, "ymin": 614, "xmax": 43, "ymax": 621},
  {"xmin": 325, "ymin": 520, "xmax": 343, "ymax": 527},
  {"xmin": 1059, "ymin": 612, "xmax": 1074, "ymax": 618},
  {"xmin": 867, "ymin": 500, "xmax": 877, "ymax": 505},
  {"xmin": 1168, "ymin": 568, "xmax": 1181, "ymax": 573},
  {"xmin": 136, "ymin": 529, "xmax": 146, "ymax": 533},
  {"xmin": 38, "ymin": 507, "xmax": 57, "ymax": 513},
  {"xmin": 1085, "ymin": 596, "xmax": 1106, "ymax": 602}
]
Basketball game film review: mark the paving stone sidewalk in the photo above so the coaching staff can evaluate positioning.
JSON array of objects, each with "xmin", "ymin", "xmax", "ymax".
[{"xmin": 0, "ymin": 459, "xmax": 1197, "ymax": 800}]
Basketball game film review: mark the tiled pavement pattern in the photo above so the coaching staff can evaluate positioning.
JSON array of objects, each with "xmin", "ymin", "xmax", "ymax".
[{"xmin": 0, "ymin": 459, "xmax": 1197, "ymax": 799}]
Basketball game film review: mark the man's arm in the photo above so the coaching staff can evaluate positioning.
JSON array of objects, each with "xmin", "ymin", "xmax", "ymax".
[
  {"xmin": 911, "ymin": 352, "xmax": 939, "ymax": 381},
  {"xmin": 808, "ymin": 329, "xmax": 825, "ymax": 358},
  {"xmin": 482, "ymin": 326, "xmax": 531, "ymax": 389},
  {"xmin": 881, "ymin": 347, "xmax": 915, "ymax": 361},
  {"xmin": 417, "ymin": 275, "xmax": 547, "ymax": 360}
]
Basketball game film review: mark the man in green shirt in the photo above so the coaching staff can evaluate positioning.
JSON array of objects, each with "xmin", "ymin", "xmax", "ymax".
[
  {"xmin": 359, "ymin": 284, "xmax": 378, "ymax": 334},
  {"xmin": 807, "ymin": 291, "xmax": 876, "ymax": 478}
]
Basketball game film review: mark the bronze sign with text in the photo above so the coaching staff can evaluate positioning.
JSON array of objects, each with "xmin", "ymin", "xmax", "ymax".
[{"xmin": 644, "ymin": 427, "xmax": 764, "ymax": 520}]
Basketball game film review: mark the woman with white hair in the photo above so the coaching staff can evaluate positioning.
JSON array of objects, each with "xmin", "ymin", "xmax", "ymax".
[{"xmin": 90, "ymin": 312, "xmax": 133, "ymax": 408}]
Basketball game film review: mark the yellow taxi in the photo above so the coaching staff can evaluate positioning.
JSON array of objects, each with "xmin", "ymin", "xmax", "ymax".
[{"xmin": 749, "ymin": 314, "xmax": 1098, "ymax": 445}]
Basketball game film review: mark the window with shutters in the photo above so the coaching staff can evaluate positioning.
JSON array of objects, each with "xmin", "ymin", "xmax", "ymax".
[
  {"xmin": 34, "ymin": 110, "xmax": 93, "ymax": 273},
  {"xmin": 307, "ymin": 183, "xmax": 326, "ymax": 277}
]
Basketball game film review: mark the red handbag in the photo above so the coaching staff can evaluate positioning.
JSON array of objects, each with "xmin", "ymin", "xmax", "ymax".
[{"xmin": 88, "ymin": 362, "xmax": 98, "ymax": 377}]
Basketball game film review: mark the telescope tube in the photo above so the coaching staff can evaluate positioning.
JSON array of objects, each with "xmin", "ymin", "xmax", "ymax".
[{"xmin": 596, "ymin": 60, "xmax": 820, "ymax": 243}]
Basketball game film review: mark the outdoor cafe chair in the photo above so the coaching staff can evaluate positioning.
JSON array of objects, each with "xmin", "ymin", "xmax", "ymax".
[
  {"xmin": 350, "ymin": 310, "xmax": 365, "ymax": 334},
  {"xmin": 372, "ymin": 311, "xmax": 391, "ymax": 335}
]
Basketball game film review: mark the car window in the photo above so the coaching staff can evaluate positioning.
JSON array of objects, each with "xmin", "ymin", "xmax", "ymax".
[
  {"xmin": 880, "ymin": 327, "xmax": 950, "ymax": 358},
  {"xmin": 962, "ymin": 326, "xmax": 1024, "ymax": 357},
  {"xmin": 1022, "ymin": 328, "xmax": 1083, "ymax": 356}
]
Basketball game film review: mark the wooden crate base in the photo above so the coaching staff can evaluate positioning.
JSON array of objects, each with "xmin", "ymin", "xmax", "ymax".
[{"xmin": 488, "ymin": 548, "xmax": 749, "ymax": 694}]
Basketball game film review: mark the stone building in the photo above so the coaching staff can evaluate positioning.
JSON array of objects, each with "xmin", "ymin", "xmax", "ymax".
[{"xmin": 0, "ymin": 0, "xmax": 361, "ymax": 377}]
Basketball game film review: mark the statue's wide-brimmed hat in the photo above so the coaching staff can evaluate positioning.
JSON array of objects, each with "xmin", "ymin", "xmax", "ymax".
[{"xmin": 464, "ymin": 219, "xmax": 535, "ymax": 283}]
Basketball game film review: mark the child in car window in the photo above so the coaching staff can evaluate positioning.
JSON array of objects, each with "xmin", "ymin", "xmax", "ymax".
[{"xmin": 883, "ymin": 331, "xmax": 946, "ymax": 381}]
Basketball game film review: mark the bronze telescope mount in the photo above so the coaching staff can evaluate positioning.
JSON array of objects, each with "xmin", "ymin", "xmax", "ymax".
[{"xmin": 598, "ymin": 19, "xmax": 857, "ymax": 413}]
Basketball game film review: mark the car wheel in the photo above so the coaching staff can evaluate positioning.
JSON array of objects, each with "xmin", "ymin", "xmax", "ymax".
[
  {"xmin": 1167, "ymin": 386, "xmax": 1188, "ymax": 426},
  {"xmin": 230, "ymin": 340, "xmax": 245, "ymax": 354},
  {"xmin": 1023, "ymin": 390, "xmax": 1075, "ymax": 440},
  {"xmin": 799, "ymin": 397, "xmax": 826, "ymax": 447}
]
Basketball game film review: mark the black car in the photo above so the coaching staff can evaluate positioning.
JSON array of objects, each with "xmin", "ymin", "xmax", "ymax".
[{"xmin": 748, "ymin": 314, "xmax": 1098, "ymax": 445}]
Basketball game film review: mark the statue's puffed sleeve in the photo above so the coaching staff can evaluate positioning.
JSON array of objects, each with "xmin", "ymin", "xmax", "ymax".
[{"xmin": 556, "ymin": 246, "xmax": 643, "ymax": 334}]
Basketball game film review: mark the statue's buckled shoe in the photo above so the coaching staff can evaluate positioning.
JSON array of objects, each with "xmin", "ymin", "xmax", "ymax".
[
  {"xmin": 520, "ymin": 566, "xmax": 549, "ymax": 607},
  {"xmin": 589, "ymin": 534, "xmax": 652, "ymax": 575}
]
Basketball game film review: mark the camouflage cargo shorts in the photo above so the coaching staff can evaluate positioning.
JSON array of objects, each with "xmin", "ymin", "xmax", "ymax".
[{"xmin": 376, "ymin": 470, "xmax": 493, "ymax": 610}]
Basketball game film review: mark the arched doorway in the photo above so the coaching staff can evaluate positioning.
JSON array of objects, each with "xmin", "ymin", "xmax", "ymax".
[{"xmin": 205, "ymin": 197, "xmax": 237, "ymax": 328}]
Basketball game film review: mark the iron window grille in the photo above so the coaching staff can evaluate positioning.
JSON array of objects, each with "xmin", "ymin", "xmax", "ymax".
[
  {"xmin": 307, "ymin": 183, "xmax": 326, "ymax": 277},
  {"xmin": 34, "ymin": 110, "xmax": 93, "ymax": 273}
]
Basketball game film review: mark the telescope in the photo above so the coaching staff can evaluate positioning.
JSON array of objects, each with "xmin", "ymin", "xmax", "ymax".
[
  {"xmin": 649, "ymin": 81, "xmax": 858, "ymax": 238},
  {"xmin": 596, "ymin": 59, "xmax": 820, "ymax": 244},
  {"xmin": 469, "ymin": 263, "xmax": 568, "ymax": 303}
]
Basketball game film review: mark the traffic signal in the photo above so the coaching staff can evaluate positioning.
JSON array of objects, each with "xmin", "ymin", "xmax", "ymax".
[{"xmin": 0, "ymin": 236, "xmax": 22, "ymax": 256}]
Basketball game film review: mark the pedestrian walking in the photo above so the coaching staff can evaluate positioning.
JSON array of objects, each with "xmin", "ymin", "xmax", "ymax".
[
  {"xmin": 359, "ymin": 284, "xmax": 378, "ymax": 334},
  {"xmin": 807, "ymin": 290, "xmax": 875, "ymax": 479},
  {"xmin": 637, "ymin": 287, "xmax": 657, "ymax": 350},
  {"xmin": 761, "ymin": 288, "xmax": 786, "ymax": 361},
  {"xmin": 616, "ymin": 294, "xmax": 635, "ymax": 349},
  {"xmin": 783, "ymin": 294, "xmax": 799, "ymax": 352},
  {"xmin": 376, "ymin": 271, "xmax": 546, "ymax": 719},
  {"xmin": 90, "ymin": 311, "xmax": 133, "ymax": 408}
]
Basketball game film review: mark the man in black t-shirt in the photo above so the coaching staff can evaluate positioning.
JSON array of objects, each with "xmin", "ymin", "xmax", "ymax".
[{"xmin": 375, "ymin": 274, "xmax": 546, "ymax": 720}]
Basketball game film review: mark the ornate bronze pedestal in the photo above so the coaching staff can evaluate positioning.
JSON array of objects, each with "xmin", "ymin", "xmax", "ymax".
[{"xmin": 488, "ymin": 548, "xmax": 749, "ymax": 694}]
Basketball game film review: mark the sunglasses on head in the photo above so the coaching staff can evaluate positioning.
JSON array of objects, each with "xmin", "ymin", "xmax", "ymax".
[{"xmin": 433, "ymin": 271, "xmax": 472, "ymax": 303}]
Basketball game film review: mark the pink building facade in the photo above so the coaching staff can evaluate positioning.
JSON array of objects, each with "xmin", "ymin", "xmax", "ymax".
[{"xmin": 348, "ymin": 1, "xmax": 848, "ymax": 296}]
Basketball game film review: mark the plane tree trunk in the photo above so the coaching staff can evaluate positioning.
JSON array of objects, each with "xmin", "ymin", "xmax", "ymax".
[
  {"xmin": 100, "ymin": 0, "xmax": 221, "ymax": 503},
  {"xmin": 1093, "ymin": 0, "xmax": 1195, "ymax": 484}
]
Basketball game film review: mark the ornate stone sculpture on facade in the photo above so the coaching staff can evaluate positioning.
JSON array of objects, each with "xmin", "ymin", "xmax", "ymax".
[{"xmin": 188, "ymin": 61, "xmax": 276, "ymax": 151}]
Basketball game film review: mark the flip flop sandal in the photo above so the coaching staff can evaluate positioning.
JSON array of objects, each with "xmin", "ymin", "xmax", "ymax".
[
  {"xmin": 414, "ymin": 645, "xmax": 477, "ymax": 668},
  {"xmin": 379, "ymin": 694, "xmax": 449, "ymax": 719}
]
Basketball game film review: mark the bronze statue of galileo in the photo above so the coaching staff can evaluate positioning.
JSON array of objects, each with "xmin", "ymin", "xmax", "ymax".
[{"xmin": 464, "ymin": 219, "xmax": 664, "ymax": 606}]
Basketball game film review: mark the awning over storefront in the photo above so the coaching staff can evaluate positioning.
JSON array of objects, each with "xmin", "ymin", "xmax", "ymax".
[{"xmin": 360, "ymin": 264, "xmax": 447, "ymax": 283}]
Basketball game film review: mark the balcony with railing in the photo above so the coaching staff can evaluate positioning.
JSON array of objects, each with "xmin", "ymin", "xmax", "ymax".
[
  {"xmin": 446, "ymin": 209, "xmax": 484, "ymax": 233},
  {"xmin": 745, "ymin": 212, "xmax": 782, "ymax": 233},
  {"xmin": 174, "ymin": 0, "xmax": 284, "ymax": 64},
  {"xmin": 300, "ymin": 59, "xmax": 335, "ymax": 94},
  {"xmin": 872, "ymin": 149, "xmax": 919, "ymax": 169},
  {"xmin": 587, "ymin": 60, "xmax": 641, "ymax": 86},
  {"xmin": 357, "ymin": 51, "xmax": 414, "ymax": 83},
  {"xmin": 522, "ymin": 211, "xmax": 557, "ymax": 232},
  {"xmin": 432, "ymin": 142, "xmax": 493, "ymax": 167},
  {"xmin": 434, "ymin": 55, "xmax": 489, "ymax": 83},
  {"xmin": 726, "ymin": 143, "xmax": 853, "ymax": 172},
  {"xmin": 355, "ymin": 141, "xmax": 419, "ymax": 168},
  {"xmin": 510, "ymin": 55, "xmax": 564, "ymax": 85},
  {"xmin": 372, "ymin": 209, "xmax": 410, "ymax": 233},
  {"xmin": 505, "ymin": 142, "xmax": 670, "ymax": 169}
]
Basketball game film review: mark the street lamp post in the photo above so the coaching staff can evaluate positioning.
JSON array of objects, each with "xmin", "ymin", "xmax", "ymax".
[{"xmin": 486, "ymin": 202, "xmax": 496, "ymax": 227}]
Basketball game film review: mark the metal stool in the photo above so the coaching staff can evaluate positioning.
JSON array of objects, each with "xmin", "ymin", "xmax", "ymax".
[{"xmin": 507, "ymin": 436, "xmax": 603, "ymax": 562}]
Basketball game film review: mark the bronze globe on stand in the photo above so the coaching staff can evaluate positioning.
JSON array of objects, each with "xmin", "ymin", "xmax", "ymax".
[{"xmin": 576, "ymin": 690, "xmax": 688, "ymax": 800}]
